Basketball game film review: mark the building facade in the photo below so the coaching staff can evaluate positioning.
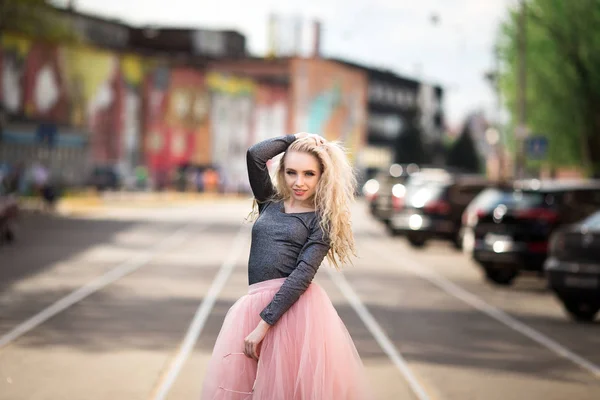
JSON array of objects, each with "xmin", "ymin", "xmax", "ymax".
[{"xmin": 331, "ymin": 59, "xmax": 445, "ymax": 178}]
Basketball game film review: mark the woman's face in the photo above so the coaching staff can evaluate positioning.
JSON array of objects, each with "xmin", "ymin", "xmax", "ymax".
[{"xmin": 283, "ymin": 151, "xmax": 322, "ymax": 203}]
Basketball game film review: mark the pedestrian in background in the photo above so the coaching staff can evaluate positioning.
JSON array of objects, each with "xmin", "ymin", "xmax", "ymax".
[{"xmin": 201, "ymin": 133, "xmax": 372, "ymax": 399}]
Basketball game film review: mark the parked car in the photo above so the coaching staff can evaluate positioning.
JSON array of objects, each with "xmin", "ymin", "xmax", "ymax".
[
  {"xmin": 545, "ymin": 211, "xmax": 600, "ymax": 322},
  {"xmin": 0, "ymin": 183, "xmax": 19, "ymax": 244},
  {"xmin": 388, "ymin": 171, "xmax": 491, "ymax": 248},
  {"xmin": 364, "ymin": 164, "xmax": 417, "ymax": 225},
  {"xmin": 89, "ymin": 165, "xmax": 122, "ymax": 192},
  {"xmin": 463, "ymin": 179, "xmax": 600, "ymax": 286}
]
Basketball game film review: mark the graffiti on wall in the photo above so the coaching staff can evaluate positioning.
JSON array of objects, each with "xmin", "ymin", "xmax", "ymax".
[
  {"xmin": 290, "ymin": 59, "xmax": 367, "ymax": 161},
  {"xmin": 0, "ymin": 34, "xmax": 145, "ymax": 172},
  {"xmin": 144, "ymin": 66, "xmax": 211, "ymax": 183},
  {"xmin": 0, "ymin": 33, "xmax": 294, "ymax": 192},
  {"xmin": 253, "ymin": 83, "xmax": 288, "ymax": 144},
  {"xmin": 1, "ymin": 36, "xmax": 69, "ymax": 123},
  {"xmin": 207, "ymin": 72, "xmax": 255, "ymax": 192}
]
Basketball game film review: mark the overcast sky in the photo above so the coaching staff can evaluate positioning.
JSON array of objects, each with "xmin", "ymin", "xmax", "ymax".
[{"xmin": 60, "ymin": 0, "xmax": 516, "ymax": 128}]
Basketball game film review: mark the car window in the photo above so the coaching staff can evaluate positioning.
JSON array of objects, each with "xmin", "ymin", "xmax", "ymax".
[
  {"xmin": 568, "ymin": 189, "xmax": 600, "ymax": 205},
  {"xmin": 383, "ymin": 175, "xmax": 406, "ymax": 185},
  {"xmin": 561, "ymin": 189, "xmax": 600, "ymax": 223},
  {"xmin": 581, "ymin": 211, "xmax": 600, "ymax": 231},
  {"xmin": 450, "ymin": 184, "xmax": 487, "ymax": 206},
  {"xmin": 405, "ymin": 182, "xmax": 448, "ymax": 206},
  {"xmin": 467, "ymin": 188, "xmax": 548, "ymax": 212}
]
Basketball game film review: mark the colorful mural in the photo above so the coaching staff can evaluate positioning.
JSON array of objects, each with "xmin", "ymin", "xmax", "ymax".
[
  {"xmin": 144, "ymin": 67, "xmax": 210, "ymax": 184},
  {"xmin": 1, "ymin": 33, "xmax": 364, "ymax": 191},
  {"xmin": 290, "ymin": 58, "xmax": 367, "ymax": 161},
  {"xmin": 0, "ymin": 34, "xmax": 145, "ymax": 173},
  {"xmin": 253, "ymin": 83, "xmax": 288, "ymax": 144},
  {"xmin": 207, "ymin": 72, "xmax": 256, "ymax": 193}
]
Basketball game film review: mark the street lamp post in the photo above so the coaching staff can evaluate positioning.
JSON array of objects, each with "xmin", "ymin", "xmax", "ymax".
[{"xmin": 515, "ymin": 0, "xmax": 528, "ymax": 179}]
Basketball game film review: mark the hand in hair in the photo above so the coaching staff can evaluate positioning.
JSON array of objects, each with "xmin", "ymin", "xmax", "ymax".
[{"xmin": 294, "ymin": 132, "xmax": 325, "ymax": 146}]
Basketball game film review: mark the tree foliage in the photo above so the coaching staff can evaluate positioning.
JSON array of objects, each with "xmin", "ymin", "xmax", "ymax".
[
  {"xmin": 445, "ymin": 120, "xmax": 481, "ymax": 173},
  {"xmin": 394, "ymin": 121, "xmax": 430, "ymax": 165},
  {"xmin": 0, "ymin": 0, "xmax": 77, "ymax": 42},
  {"xmin": 498, "ymin": 0, "xmax": 600, "ymax": 176}
]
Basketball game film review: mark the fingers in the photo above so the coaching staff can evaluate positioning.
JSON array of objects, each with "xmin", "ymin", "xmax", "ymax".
[
  {"xmin": 307, "ymin": 134, "xmax": 325, "ymax": 146},
  {"xmin": 295, "ymin": 132, "xmax": 326, "ymax": 146},
  {"xmin": 244, "ymin": 339, "xmax": 259, "ymax": 361},
  {"xmin": 294, "ymin": 132, "xmax": 309, "ymax": 140},
  {"xmin": 251, "ymin": 343, "xmax": 259, "ymax": 361}
]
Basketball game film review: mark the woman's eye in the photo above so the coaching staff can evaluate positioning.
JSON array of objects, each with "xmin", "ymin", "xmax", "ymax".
[
  {"xmin": 286, "ymin": 171, "xmax": 296, "ymax": 175},
  {"xmin": 306, "ymin": 172, "xmax": 315, "ymax": 177}
]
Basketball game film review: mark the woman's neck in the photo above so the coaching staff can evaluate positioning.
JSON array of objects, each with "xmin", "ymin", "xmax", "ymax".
[{"xmin": 284, "ymin": 197, "xmax": 315, "ymax": 212}]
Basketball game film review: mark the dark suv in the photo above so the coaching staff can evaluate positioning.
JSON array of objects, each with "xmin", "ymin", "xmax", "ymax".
[
  {"xmin": 545, "ymin": 211, "xmax": 600, "ymax": 322},
  {"xmin": 364, "ymin": 164, "xmax": 415, "ymax": 225},
  {"xmin": 388, "ymin": 171, "xmax": 490, "ymax": 248},
  {"xmin": 463, "ymin": 179, "xmax": 600, "ymax": 285}
]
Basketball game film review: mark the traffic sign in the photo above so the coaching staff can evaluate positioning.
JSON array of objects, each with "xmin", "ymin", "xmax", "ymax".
[{"xmin": 525, "ymin": 136, "xmax": 548, "ymax": 160}]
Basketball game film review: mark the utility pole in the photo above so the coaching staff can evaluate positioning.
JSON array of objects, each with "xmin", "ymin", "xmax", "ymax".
[{"xmin": 515, "ymin": 0, "xmax": 528, "ymax": 179}]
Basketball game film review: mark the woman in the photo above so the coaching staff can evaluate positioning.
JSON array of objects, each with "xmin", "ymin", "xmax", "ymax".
[{"xmin": 201, "ymin": 133, "xmax": 372, "ymax": 399}]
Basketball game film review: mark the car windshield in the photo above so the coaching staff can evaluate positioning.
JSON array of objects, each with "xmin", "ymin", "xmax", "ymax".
[
  {"xmin": 469, "ymin": 188, "xmax": 548, "ymax": 212},
  {"xmin": 581, "ymin": 211, "xmax": 600, "ymax": 231},
  {"xmin": 375, "ymin": 173, "xmax": 406, "ymax": 185},
  {"xmin": 405, "ymin": 181, "xmax": 448, "ymax": 207}
]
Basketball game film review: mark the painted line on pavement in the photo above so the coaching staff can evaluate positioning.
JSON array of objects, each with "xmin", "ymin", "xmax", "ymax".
[
  {"xmin": 326, "ymin": 266, "xmax": 432, "ymax": 400},
  {"xmin": 151, "ymin": 224, "xmax": 249, "ymax": 400},
  {"xmin": 372, "ymin": 240, "xmax": 600, "ymax": 379},
  {"xmin": 0, "ymin": 224, "xmax": 201, "ymax": 350}
]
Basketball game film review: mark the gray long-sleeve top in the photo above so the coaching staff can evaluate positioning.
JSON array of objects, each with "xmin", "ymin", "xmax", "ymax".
[{"xmin": 246, "ymin": 135, "xmax": 331, "ymax": 326}]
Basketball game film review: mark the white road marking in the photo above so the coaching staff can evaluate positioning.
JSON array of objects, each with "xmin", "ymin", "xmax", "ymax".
[
  {"xmin": 372, "ymin": 240, "xmax": 600, "ymax": 379},
  {"xmin": 0, "ymin": 224, "xmax": 200, "ymax": 350},
  {"xmin": 151, "ymin": 225, "xmax": 249, "ymax": 400},
  {"xmin": 326, "ymin": 266, "xmax": 432, "ymax": 400}
]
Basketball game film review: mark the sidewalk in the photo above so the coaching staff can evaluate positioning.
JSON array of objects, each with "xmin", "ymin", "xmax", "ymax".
[{"xmin": 18, "ymin": 190, "xmax": 248, "ymax": 215}]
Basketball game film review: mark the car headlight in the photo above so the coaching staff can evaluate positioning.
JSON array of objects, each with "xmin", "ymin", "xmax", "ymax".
[
  {"xmin": 392, "ymin": 184, "xmax": 406, "ymax": 198},
  {"xmin": 362, "ymin": 179, "xmax": 380, "ymax": 196},
  {"xmin": 409, "ymin": 214, "xmax": 423, "ymax": 230}
]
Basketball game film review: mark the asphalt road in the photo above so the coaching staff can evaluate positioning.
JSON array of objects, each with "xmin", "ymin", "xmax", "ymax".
[{"xmin": 0, "ymin": 198, "xmax": 599, "ymax": 400}]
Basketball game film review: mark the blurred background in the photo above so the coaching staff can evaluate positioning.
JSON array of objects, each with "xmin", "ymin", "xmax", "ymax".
[
  {"xmin": 1, "ymin": 0, "xmax": 596, "ymax": 200},
  {"xmin": 1, "ymin": 1, "xmax": 600, "ymax": 399}
]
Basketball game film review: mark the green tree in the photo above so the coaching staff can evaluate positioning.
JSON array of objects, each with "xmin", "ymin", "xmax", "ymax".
[
  {"xmin": 394, "ymin": 121, "xmax": 430, "ymax": 165},
  {"xmin": 0, "ymin": 0, "xmax": 76, "ymax": 42},
  {"xmin": 445, "ymin": 119, "xmax": 481, "ymax": 173},
  {"xmin": 498, "ymin": 0, "xmax": 600, "ymax": 176}
]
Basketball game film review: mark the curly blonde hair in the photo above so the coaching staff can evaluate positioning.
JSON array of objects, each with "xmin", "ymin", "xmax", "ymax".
[{"xmin": 248, "ymin": 136, "xmax": 357, "ymax": 269}]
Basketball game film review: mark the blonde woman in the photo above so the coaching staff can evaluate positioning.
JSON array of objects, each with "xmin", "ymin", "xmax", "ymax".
[{"xmin": 201, "ymin": 133, "xmax": 372, "ymax": 399}]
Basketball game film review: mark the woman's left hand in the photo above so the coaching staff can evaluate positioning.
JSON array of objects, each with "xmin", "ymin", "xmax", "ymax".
[
  {"xmin": 295, "ymin": 132, "xmax": 326, "ymax": 146},
  {"xmin": 244, "ymin": 320, "xmax": 271, "ymax": 361}
]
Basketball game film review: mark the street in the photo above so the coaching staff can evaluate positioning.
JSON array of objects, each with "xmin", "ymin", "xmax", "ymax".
[{"xmin": 1, "ymin": 198, "xmax": 599, "ymax": 400}]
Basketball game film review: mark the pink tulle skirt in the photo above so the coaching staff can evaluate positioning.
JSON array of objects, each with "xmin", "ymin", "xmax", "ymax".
[{"xmin": 201, "ymin": 278, "xmax": 373, "ymax": 400}]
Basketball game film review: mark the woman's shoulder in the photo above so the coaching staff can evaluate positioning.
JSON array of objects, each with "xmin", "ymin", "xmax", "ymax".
[{"xmin": 257, "ymin": 198, "xmax": 281, "ymax": 213}]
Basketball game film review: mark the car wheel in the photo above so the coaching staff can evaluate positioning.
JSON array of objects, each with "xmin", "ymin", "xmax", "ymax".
[
  {"xmin": 385, "ymin": 224, "xmax": 402, "ymax": 237},
  {"xmin": 483, "ymin": 263, "xmax": 518, "ymax": 286},
  {"xmin": 407, "ymin": 233, "xmax": 427, "ymax": 248},
  {"xmin": 5, "ymin": 225, "xmax": 15, "ymax": 243},
  {"xmin": 563, "ymin": 300, "xmax": 599, "ymax": 322}
]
